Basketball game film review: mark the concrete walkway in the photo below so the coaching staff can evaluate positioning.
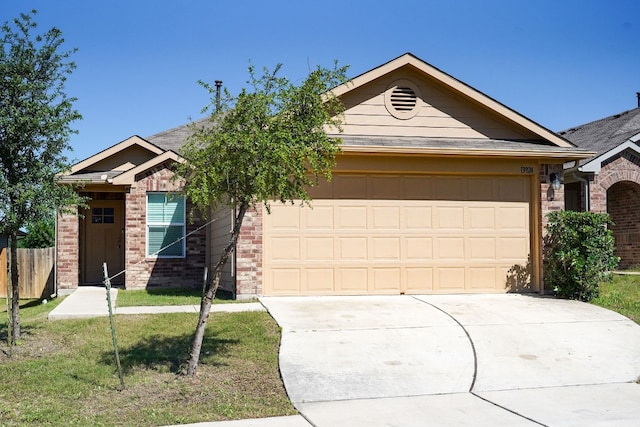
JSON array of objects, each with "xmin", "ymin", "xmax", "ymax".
[
  {"xmin": 261, "ymin": 294, "xmax": 640, "ymax": 426},
  {"xmin": 47, "ymin": 286, "xmax": 265, "ymax": 320}
]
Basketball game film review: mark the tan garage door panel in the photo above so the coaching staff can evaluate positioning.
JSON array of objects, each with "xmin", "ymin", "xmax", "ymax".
[{"xmin": 263, "ymin": 174, "xmax": 531, "ymax": 295}]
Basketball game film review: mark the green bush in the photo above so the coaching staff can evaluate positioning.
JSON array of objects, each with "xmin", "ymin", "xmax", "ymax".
[
  {"xmin": 19, "ymin": 216, "xmax": 55, "ymax": 248},
  {"xmin": 544, "ymin": 211, "xmax": 619, "ymax": 301}
]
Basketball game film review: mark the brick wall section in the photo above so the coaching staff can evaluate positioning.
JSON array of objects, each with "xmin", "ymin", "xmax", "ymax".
[
  {"xmin": 539, "ymin": 164, "xmax": 565, "ymax": 292},
  {"xmin": 540, "ymin": 163, "xmax": 565, "ymax": 231},
  {"xmin": 607, "ymin": 181, "xmax": 640, "ymax": 268},
  {"xmin": 124, "ymin": 165, "xmax": 206, "ymax": 289},
  {"xmin": 235, "ymin": 205, "xmax": 263, "ymax": 295},
  {"xmin": 589, "ymin": 154, "xmax": 640, "ymax": 268},
  {"xmin": 56, "ymin": 210, "xmax": 80, "ymax": 290},
  {"xmin": 591, "ymin": 154, "xmax": 640, "ymax": 213}
]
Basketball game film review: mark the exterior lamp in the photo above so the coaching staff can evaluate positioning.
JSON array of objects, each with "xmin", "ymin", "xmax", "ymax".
[{"xmin": 550, "ymin": 173, "xmax": 561, "ymax": 191}]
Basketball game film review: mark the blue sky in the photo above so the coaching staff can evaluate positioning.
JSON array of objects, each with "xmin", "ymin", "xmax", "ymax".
[{"xmin": 3, "ymin": 0, "xmax": 639, "ymax": 163}]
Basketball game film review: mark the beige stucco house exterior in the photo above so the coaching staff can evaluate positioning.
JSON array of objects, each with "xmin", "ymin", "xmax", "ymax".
[{"xmin": 57, "ymin": 53, "xmax": 592, "ymax": 297}]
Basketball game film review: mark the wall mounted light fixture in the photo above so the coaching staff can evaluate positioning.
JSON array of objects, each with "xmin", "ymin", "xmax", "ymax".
[{"xmin": 548, "ymin": 172, "xmax": 562, "ymax": 201}]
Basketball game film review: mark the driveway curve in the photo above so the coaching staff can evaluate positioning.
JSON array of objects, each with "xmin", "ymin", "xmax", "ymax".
[{"xmin": 261, "ymin": 294, "xmax": 640, "ymax": 426}]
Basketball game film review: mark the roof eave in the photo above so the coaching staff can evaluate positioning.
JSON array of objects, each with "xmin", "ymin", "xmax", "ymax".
[
  {"xmin": 340, "ymin": 144, "xmax": 595, "ymax": 160},
  {"xmin": 579, "ymin": 136, "xmax": 640, "ymax": 174}
]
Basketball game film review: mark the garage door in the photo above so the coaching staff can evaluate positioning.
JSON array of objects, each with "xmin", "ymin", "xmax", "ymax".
[{"xmin": 263, "ymin": 174, "xmax": 532, "ymax": 295}]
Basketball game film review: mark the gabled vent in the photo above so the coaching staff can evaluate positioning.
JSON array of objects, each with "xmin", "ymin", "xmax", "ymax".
[
  {"xmin": 384, "ymin": 79, "xmax": 422, "ymax": 119},
  {"xmin": 390, "ymin": 87, "xmax": 417, "ymax": 111}
]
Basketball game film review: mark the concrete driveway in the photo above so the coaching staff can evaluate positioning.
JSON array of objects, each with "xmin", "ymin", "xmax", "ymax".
[{"xmin": 261, "ymin": 294, "xmax": 640, "ymax": 426}]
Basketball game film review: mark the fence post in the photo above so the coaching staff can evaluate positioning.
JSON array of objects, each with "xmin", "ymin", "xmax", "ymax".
[{"xmin": 103, "ymin": 263, "xmax": 125, "ymax": 391}]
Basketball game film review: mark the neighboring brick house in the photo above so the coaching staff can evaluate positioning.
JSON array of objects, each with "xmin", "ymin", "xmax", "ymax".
[
  {"xmin": 57, "ymin": 53, "xmax": 592, "ymax": 297},
  {"xmin": 560, "ymin": 98, "xmax": 640, "ymax": 268}
]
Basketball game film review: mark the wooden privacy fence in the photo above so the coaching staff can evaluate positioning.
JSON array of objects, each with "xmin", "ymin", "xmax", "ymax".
[{"xmin": 1, "ymin": 247, "xmax": 55, "ymax": 299}]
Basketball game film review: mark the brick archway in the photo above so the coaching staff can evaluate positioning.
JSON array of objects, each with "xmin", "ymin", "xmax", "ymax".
[
  {"xmin": 607, "ymin": 181, "xmax": 640, "ymax": 269},
  {"xmin": 599, "ymin": 169, "xmax": 640, "ymax": 191}
]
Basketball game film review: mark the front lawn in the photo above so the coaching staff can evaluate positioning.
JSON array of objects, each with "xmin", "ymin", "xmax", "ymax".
[
  {"xmin": 592, "ymin": 274, "xmax": 640, "ymax": 324},
  {"xmin": 115, "ymin": 287, "xmax": 255, "ymax": 307},
  {"xmin": 0, "ymin": 297, "xmax": 294, "ymax": 426}
]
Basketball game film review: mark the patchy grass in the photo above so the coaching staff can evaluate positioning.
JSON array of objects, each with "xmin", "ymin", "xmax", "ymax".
[
  {"xmin": 592, "ymin": 274, "xmax": 640, "ymax": 324},
  {"xmin": 115, "ymin": 287, "xmax": 255, "ymax": 307},
  {"xmin": 0, "ymin": 297, "xmax": 295, "ymax": 426}
]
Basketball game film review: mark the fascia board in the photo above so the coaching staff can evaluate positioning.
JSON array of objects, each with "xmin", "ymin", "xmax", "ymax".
[{"xmin": 340, "ymin": 144, "xmax": 595, "ymax": 160}]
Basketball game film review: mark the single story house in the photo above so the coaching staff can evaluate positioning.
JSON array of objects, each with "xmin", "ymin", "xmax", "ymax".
[
  {"xmin": 57, "ymin": 53, "xmax": 592, "ymax": 297},
  {"xmin": 560, "ymin": 96, "xmax": 640, "ymax": 268}
]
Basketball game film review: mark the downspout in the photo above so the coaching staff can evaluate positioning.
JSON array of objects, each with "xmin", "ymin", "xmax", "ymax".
[{"xmin": 572, "ymin": 171, "xmax": 590, "ymax": 211}]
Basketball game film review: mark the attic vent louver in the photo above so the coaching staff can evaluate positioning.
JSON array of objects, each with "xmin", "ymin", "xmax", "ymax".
[
  {"xmin": 385, "ymin": 79, "xmax": 422, "ymax": 120},
  {"xmin": 390, "ymin": 87, "xmax": 417, "ymax": 111}
]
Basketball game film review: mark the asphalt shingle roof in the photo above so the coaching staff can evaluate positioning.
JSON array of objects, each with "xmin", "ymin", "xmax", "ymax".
[
  {"xmin": 145, "ymin": 117, "xmax": 211, "ymax": 152},
  {"xmin": 558, "ymin": 107, "xmax": 640, "ymax": 158}
]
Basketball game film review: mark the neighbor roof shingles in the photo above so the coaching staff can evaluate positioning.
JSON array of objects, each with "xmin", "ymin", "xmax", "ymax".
[{"xmin": 558, "ymin": 108, "xmax": 640, "ymax": 157}]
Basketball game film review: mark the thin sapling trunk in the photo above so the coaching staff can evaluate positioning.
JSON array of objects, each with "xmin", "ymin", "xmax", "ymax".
[{"xmin": 186, "ymin": 201, "xmax": 248, "ymax": 376}]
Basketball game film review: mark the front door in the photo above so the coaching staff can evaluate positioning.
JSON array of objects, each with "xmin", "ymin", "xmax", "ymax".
[{"xmin": 82, "ymin": 200, "xmax": 124, "ymax": 284}]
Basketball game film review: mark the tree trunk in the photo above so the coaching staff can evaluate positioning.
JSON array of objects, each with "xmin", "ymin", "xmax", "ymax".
[
  {"xmin": 185, "ymin": 201, "xmax": 249, "ymax": 376},
  {"xmin": 10, "ymin": 231, "xmax": 20, "ymax": 344}
]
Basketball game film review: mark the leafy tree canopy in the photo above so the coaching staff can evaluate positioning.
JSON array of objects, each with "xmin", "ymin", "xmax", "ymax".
[
  {"xmin": 177, "ymin": 63, "xmax": 349, "ymax": 216},
  {"xmin": 1, "ymin": 10, "xmax": 84, "ymax": 344},
  {"xmin": 0, "ymin": 10, "xmax": 83, "ymax": 235}
]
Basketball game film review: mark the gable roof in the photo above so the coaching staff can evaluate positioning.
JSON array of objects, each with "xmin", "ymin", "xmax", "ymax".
[
  {"xmin": 69, "ymin": 135, "xmax": 164, "ymax": 174},
  {"xmin": 331, "ymin": 53, "xmax": 577, "ymax": 150},
  {"xmin": 558, "ymin": 107, "xmax": 640, "ymax": 157},
  {"xmin": 61, "ymin": 118, "xmax": 211, "ymax": 184}
]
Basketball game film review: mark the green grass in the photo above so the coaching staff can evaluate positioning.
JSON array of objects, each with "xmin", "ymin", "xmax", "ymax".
[
  {"xmin": 0, "ymin": 297, "xmax": 294, "ymax": 426},
  {"xmin": 115, "ymin": 287, "xmax": 255, "ymax": 307},
  {"xmin": 592, "ymin": 274, "xmax": 640, "ymax": 324}
]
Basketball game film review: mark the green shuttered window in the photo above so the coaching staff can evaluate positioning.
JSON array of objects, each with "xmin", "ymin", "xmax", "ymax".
[{"xmin": 147, "ymin": 193, "xmax": 185, "ymax": 257}]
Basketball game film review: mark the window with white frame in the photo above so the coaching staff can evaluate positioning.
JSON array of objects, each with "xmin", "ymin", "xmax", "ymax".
[{"xmin": 146, "ymin": 192, "xmax": 186, "ymax": 258}]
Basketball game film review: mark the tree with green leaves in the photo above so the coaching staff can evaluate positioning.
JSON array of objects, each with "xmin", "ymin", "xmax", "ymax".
[
  {"xmin": 176, "ymin": 63, "xmax": 348, "ymax": 375},
  {"xmin": 1, "ymin": 10, "xmax": 84, "ymax": 344},
  {"xmin": 19, "ymin": 215, "xmax": 55, "ymax": 249}
]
